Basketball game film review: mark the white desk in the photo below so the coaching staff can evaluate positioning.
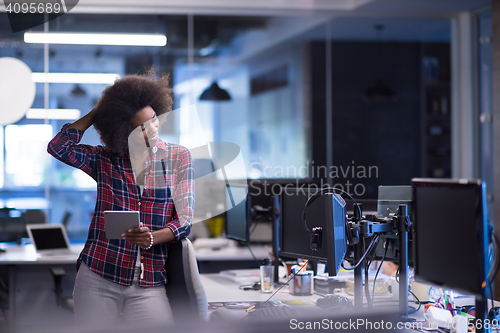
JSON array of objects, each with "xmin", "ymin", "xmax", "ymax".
[
  {"xmin": 0, "ymin": 241, "xmax": 270, "ymax": 328},
  {"xmin": 2, "ymin": 243, "xmax": 481, "ymax": 333},
  {"xmin": 0, "ymin": 243, "xmax": 83, "ymax": 264},
  {"xmin": 201, "ymin": 272, "xmax": 319, "ymax": 303},
  {"xmin": 0, "ymin": 244, "xmax": 83, "ymax": 329},
  {"xmin": 0, "ymin": 242, "xmax": 270, "ymax": 264},
  {"xmin": 192, "ymin": 240, "xmax": 271, "ymax": 273}
]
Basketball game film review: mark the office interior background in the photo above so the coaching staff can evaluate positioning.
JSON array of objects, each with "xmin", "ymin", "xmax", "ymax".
[{"xmin": 0, "ymin": 0, "xmax": 499, "ymax": 294}]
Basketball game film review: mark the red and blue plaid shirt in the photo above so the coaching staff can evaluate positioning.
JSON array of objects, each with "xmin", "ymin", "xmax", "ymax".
[{"xmin": 47, "ymin": 124, "xmax": 194, "ymax": 287}]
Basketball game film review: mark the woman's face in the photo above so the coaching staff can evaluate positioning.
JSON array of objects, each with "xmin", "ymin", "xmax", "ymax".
[{"xmin": 130, "ymin": 106, "xmax": 159, "ymax": 149}]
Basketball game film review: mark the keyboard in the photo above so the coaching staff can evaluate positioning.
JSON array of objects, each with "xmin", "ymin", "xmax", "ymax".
[{"xmin": 247, "ymin": 306, "xmax": 298, "ymax": 319}]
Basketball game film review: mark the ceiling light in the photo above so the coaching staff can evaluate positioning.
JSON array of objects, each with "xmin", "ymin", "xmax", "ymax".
[
  {"xmin": 199, "ymin": 82, "xmax": 231, "ymax": 101},
  {"xmin": 26, "ymin": 109, "xmax": 81, "ymax": 120},
  {"xmin": 24, "ymin": 32, "xmax": 167, "ymax": 47},
  {"xmin": 32, "ymin": 73, "xmax": 120, "ymax": 84}
]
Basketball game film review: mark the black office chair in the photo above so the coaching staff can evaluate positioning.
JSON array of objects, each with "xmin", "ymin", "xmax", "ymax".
[
  {"xmin": 50, "ymin": 267, "xmax": 74, "ymax": 313},
  {"xmin": 165, "ymin": 237, "xmax": 208, "ymax": 322}
]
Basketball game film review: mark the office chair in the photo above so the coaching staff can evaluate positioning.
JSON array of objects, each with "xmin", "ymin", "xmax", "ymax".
[
  {"xmin": 165, "ymin": 237, "xmax": 208, "ymax": 322},
  {"xmin": 50, "ymin": 267, "xmax": 74, "ymax": 313}
]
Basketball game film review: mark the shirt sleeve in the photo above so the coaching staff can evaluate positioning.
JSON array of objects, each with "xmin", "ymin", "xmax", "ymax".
[
  {"xmin": 166, "ymin": 146, "xmax": 195, "ymax": 241},
  {"xmin": 46, "ymin": 123, "xmax": 101, "ymax": 180}
]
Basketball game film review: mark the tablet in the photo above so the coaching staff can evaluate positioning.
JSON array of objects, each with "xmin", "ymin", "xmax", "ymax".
[{"xmin": 103, "ymin": 211, "xmax": 140, "ymax": 239}]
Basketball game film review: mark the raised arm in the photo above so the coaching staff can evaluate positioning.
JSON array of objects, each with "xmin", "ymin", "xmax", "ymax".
[
  {"xmin": 69, "ymin": 108, "xmax": 95, "ymax": 131},
  {"xmin": 47, "ymin": 109, "xmax": 101, "ymax": 179}
]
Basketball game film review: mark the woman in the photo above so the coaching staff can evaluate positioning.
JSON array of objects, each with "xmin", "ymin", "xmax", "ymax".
[{"xmin": 47, "ymin": 73, "xmax": 194, "ymax": 329}]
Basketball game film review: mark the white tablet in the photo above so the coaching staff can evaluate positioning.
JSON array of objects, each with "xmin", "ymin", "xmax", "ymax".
[{"xmin": 103, "ymin": 211, "xmax": 140, "ymax": 239}]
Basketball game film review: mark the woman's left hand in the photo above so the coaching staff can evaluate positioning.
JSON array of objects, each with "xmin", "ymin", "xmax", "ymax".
[{"xmin": 122, "ymin": 222, "xmax": 152, "ymax": 249}]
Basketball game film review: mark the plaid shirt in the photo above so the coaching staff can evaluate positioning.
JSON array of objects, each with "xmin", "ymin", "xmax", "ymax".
[{"xmin": 47, "ymin": 124, "xmax": 194, "ymax": 287}]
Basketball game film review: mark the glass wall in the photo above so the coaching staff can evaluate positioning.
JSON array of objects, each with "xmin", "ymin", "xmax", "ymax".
[{"xmin": 0, "ymin": 10, "xmax": 460, "ymax": 239}]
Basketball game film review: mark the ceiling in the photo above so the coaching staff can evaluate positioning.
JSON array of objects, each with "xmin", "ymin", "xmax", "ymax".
[
  {"xmin": 0, "ymin": 0, "xmax": 490, "ymax": 93},
  {"xmin": 0, "ymin": 0, "xmax": 490, "ymax": 47},
  {"xmin": 0, "ymin": 0, "xmax": 488, "ymax": 16}
]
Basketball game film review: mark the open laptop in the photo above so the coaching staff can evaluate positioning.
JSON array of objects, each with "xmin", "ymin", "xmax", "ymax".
[{"xmin": 26, "ymin": 224, "xmax": 79, "ymax": 256}]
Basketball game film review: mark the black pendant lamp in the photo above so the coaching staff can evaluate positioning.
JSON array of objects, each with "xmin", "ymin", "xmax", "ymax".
[
  {"xmin": 364, "ymin": 79, "xmax": 396, "ymax": 102},
  {"xmin": 199, "ymin": 82, "xmax": 231, "ymax": 101}
]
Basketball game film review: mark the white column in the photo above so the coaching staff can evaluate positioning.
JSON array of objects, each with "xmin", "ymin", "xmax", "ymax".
[{"xmin": 451, "ymin": 12, "xmax": 475, "ymax": 179}]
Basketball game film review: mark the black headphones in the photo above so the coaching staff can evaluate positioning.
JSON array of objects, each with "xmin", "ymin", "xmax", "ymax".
[{"xmin": 302, "ymin": 187, "xmax": 362, "ymax": 251}]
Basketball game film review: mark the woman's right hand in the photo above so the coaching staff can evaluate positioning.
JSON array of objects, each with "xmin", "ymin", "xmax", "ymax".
[{"xmin": 69, "ymin": 108, "xmax": 96, "ymax": 131}]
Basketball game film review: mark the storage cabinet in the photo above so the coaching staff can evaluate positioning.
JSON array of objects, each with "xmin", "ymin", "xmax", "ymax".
[{"xmin": 420, "ymin": 44, "xmax": 451, "ymax": 177}]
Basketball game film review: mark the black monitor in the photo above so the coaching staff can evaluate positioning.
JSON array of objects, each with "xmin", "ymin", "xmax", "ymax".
[
  {"xmin": 371, "ymin": 185, "xmax": 414, "ymax": 264},
  {"xmin": 412, "ymin": 178, "xmax": 490, "ymax": 297},
  {"xmin": 278, "ymin": 187, "xmax": 347, "ymax": 276},
  {"xmin": 224, "ymin": 184, "xmax": 250, "ymax": 243},
  {"xmin": 247, "ymin": 179, "xmax": 317, "ymax": 243}
]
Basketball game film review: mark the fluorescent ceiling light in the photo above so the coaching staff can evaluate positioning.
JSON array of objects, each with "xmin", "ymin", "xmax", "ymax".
[
  {"xmin": 26, "ymin": 109, "xmax": 81, "ymax": 120},
  {"xmin": 32, "ymin": 73, "xmax": 120, "ymax": 84},
  {"xmin": 24, "ymin": 32, "xmax": 167, "ymax": 46}
]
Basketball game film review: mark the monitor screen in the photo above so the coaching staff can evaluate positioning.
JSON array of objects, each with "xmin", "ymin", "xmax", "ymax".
[
  {"xmin": 371, "ymin": 185, "xmax": 414, "ymax": 264},
  {"xmin": 279, "ymin": 188, "xmax": 347, "ymax": 276},
  {"xmin": 412, "ymin": 178, "xmax": 489, "ymax": 296},
  {"xmin": 224, "ymin": 184, "xmax": 249, "ymax": 242},
  {"xmin": 246, "ymin": 179, "xmax": 318, "ymax": 243}
]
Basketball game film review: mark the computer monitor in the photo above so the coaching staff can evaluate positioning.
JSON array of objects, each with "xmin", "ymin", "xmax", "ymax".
[
  {"xmin": 371, "ymin": 185, "xmax": 414, "ymax": 264},
  {"xmin": 412, "ymin": 178, "xmax": 490, "ymax": 297},
  {"xmin": 224, "ymin": 184, "xmax": 250, "ymax": 243},
  {"xmin": 247, "ymin": 179, "xmax": 317, "ymax": 243},
  {"xmin": 377, "ymin": 185, "xmax": 412, "ymax": 217},
  {"xmin": 278, "ymin": 187, "xmax": 347, "ymax": 276}
]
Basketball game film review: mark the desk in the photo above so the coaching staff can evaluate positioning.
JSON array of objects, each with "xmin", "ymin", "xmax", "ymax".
[
  {"xmin": 195, "ymin": 244, "xmax": 271, "ymax": 273},
  {"xmin": 0, "ymin": 243, "xmax": 83, "ymax": 329},
  {"xmin": 201, "ymin": 272, "xmax": 319, "ymax": 303},
  {"xmin": 0, "ymin": 241, "xmax": 270, "ymax": 329},
  {"xmin": 0, "ymin": 243, "xmax": 484, "ymax": 333}
]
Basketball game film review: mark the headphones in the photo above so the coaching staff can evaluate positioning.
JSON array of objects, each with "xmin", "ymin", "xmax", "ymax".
[{"xmin": 302, "ymin": 187, "xmax": 362, "ymax": 252}]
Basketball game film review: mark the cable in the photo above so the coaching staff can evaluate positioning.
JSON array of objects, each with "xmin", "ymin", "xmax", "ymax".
[
  {"xmin": 408, "ymin": 289, "xmax": 421, "ymax": 314},
  {"xmin": 365, "ymin": 236, "xmax": 388, "ymax": 308},
  {"xmin": 490, "ymin": 234, "xmax": 500, "ymax": 281},
  {"xmin": 364, "ymin": 236, "xmax": 381, "ymax": 308},
  {"xmin": 245, "ymin": 259, "xmax": 309, "ymax": 313},
  {"xmin": 342, "ymin": 235, "xmax": 380, "ymax": 270},
  {"xmin": 488, "ymin": 233, "xmax": 500, "ymax": 313},
  {"xmin": 371, "ymin": 239, "xmax": 389, "ymax": 304},
  {"xmin": 246, "ymin": 242, "xmax": 263, "ymax": 266},
  {"xmin": 489, "ymin": 280, "xmax": 494, "ymax": 316},
  {"xmin": 301, "ymin": 187, "xmax": 362, "ymax": 234},
  {"xmin": 488, "ymin": 232, "xmax": 498, "ymax": 280},
  {"xmin": 249, "ymin": 220, "xmax": 259, "ymax": 234},
  {"xmin": 365, "ymin": 257, "xmax": 373, "ymax": 308}
]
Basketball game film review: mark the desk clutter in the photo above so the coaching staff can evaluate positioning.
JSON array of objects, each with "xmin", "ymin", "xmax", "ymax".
[{"xmin": 208, "ymin": 297, "xmax": 352, "ymax": 322}]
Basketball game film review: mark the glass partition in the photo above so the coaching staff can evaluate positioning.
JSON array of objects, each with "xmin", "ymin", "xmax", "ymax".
[{"xmin": 0, "ymin": 9, "xmax": 461, "ymax": 239}]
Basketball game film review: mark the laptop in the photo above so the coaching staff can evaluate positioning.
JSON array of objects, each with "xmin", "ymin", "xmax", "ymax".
[{"xmin": 26, "ymin": 224, "xmax": 78, "ymax": 256}]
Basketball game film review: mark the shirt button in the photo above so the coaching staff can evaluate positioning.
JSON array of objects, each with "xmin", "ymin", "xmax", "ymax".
[
  {"xmin": 145, "ymin": 172, "xmax": 149, "ymax": 176},
  {"xmin": 138, "ymin": 202, "xmax": 141, "ymax": 206},
  {"xmin": 141, "ymin": 256, "xmax": 144, "ymax": 259},
  {"xmin": 144, "ymin": 186, "xmax": 148, "ymax": 189}
]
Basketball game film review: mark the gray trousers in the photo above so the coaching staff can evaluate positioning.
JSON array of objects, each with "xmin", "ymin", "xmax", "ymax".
[{"xmin": 73, "ymin": 263, "xmax": 174, "ymax": 330}]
